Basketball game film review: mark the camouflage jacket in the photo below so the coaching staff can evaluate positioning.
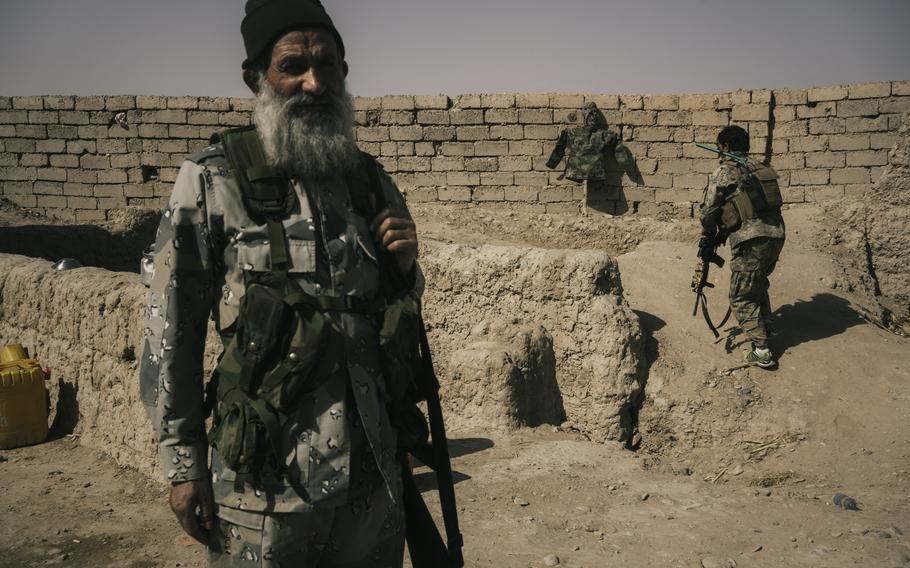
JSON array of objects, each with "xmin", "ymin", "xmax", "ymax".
[
  {"xmin": 700, "ymin": 155, "xmax": 786, "ymax": 250},
  {"xmin": 546, "ymin": 126, "xmax": 621, "ymax": 182},
  {"xmin": 139, "ymin": 143, "xmax": 420, "ymax": 513}
]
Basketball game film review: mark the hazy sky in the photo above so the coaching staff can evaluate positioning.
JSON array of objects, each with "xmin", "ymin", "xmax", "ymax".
[{"xmin": 1, "ymin": 0, "xmax": 908, "ymax": 98}]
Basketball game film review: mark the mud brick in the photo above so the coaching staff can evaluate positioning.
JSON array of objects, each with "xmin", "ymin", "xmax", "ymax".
[
  {"xmin": 845, "ymin": 116, "xmax": 889, "ymax": 132},
  {"xmin": 657, "ymin": 188, "xmax": 703, "ymax": 202},
  {"xmin": 379, "ymin": 110, "xmax": 413, "ymax": 125},
  {"xmin": 525, "ymin": 124, "xmax": 559, "ymax": 143},
  {"xmin": 74, "ymin": 96, "xmax": 105, "ymax": 111},
  {"xmin": 431, "ymin": 156, "xmax": 464, "ymax": 171},
  {"xmin": 49, "ymin": 154, "xmax": 78, "ymax": 168},
  {"xmin": 516, "ymin": 93, "xmax": 550, "ymax": 108},
  {"xmin": 633, "ymin": 127, "xmax": 672, "ymax": 142},
  {"xmin": 519, "ymin": 109, "xmax": 553, "ymax": 124},
  {"xmin": 389, "ymin": 126, "xmax": 423, "ymax": 141},
  {"xmin": 881, "ymin": 97, "xmax": 910, "ymax": 114},
  {"xmin": 770, "ymin": 154, "xmax": 805, "ymax": 170},
  {"xmin": 417, "ymin": 110, "xmax": 450, "ymax": 125},
  {"xmin": 414, "ymin": 142, "xmax": 436, "ymax": 156},
  {"xmin": 439, "ymin": 142, "xmax": 475, "ymax": 156},
  {"xmin": 456, "ymin": 126, "xmax": 489, "ymax": 141},
  {"xmin": 481, "ymin": 172, "xmax": 514, "ymax": 185},
  {"xmin": 830, "ymin": 167, "xmax": 871, "ymax": 184},
  {"xmin": 0, "ymin": 153, "xmax": 16, "ymax": 166},
  {"xmin": 789, "ymin": 169, "xmax": 829, "ymax": 185},
  {"xmin": 12, "ymin": 96, "xmax": 44, "ymax": 110},
  {"xmin": 550, "ymin": 94, "xmax": 584, "ymax": 109},
  {"xmin": 0, "ymin": 110, "xmax": 28, "ymax": 123},
  {"xmin": 508, "ymin": 141, "xmax": 542, "ymax": 155},
  {"xmin": 110, "ymin": 153, "xmax": 141, "ymax": 168},
  {"xmin": 643, "ymin": 95, "xmax": 679, "ymax": 110},
  {"xmin": 397, "ymin": 157, "xmax": 431, "ymax": 172},
  {"xmin": 187, "ymin": 111, "xmax": 220, "ymax": 125},
  {"xmin": 639, "ymin": 174, "xmax": 673, "ymax": 188},
  {"xmin": 485, "ymin": 109, "xmax": 518, "ymax": 124},
  {"xmin": 16, "ymin": 125, "xmax": 46, "ymax": 138},
  {"xmin": 419, "ymin": 126, "xmax": 453, "ymax": 142},
  {"xmin": 1, "ymin": 181, "xmax": 35, "ymax": 194},
  {"xmin": 147, "ymin": 109, "xmax": 186, "ymax": 123},
  {"xmin": 678, "ymin": 93, "xmax": 717, "ymax": 110},
  {"xmin": 353, "ymin": 96, "xmax": 381, "ymax": 111},
  {"xmin": 618, "ymin": 94, "xmax": 643, "ymax": 110},
  {"xmin": 105, "ymin": 96, "xmax": 136, "ymax": 110},
  {"xmin": 414, "ymin": 95, "xmax": 450, "ymax": 109},
  {"xmin": 382, "ymin": 95, "xmax": 414, "ymax": 111},
  {"xmin": 539, "ymin": 186, "xmax": 575, "ymax": 202},
  {"xmin": 490, "ymin": 155, "xmax": 529, "ymax": 174},
  {"xmin": 774, "ymin": 89, "xmax": 808, "ymax": 106},
  {"xmin": 808, "ymin": 85, "xmax": 848, "ymax": 102},
  {"xmin": 218, "ymin": 113, "xmax": 250, "ymax": 126},
  {"xmin": 33, "ymin": 181, "xmax": 63, "ymax": 195},
  {"xmin": 18, "ymin": 153, "xmax": 46, "ymax": 167},
  {"xmin": 473, "ymin": 186, "xmax": 505, "ymax": 201},
  {"xmin": 97, "ymin": 139, "xmax": 129, "ymax": 153},
  {"xmin": 138, "ymin": 124, "xmax": 169, "ymax": 138},
  {"xmin": 66, "ymin": 195, "xmax": 96, "ymax": 209},
  {"xmin": 167, "ymin": 96, "xmax": 198, "ymax": 110},
  {"xmin": 870, "ymin": 132, "xmax": 899, "ymax": 149},
  {"xmin": 621, "ymin": 110, "xmax": 657, "ymax": 126},
  {"xmin": 796, "ymin": 102, "xmax": 836, "ymax": 119},
  {"xmin": 691, "ymin": 110, "xmax": 728, "ymax": 126},
  {"xmin": 474, "ymin": 141, "xmax": 509, "ymax": 156},
  {"xmin": 487, "ymin": 125, "xmax": 522, "ymax": 140},
  {"xmin": 438, "ymin": 186, "xmax": 472, "ymax": 201},
  {"xmin": 809, "ymin": 118, "xmax": 846, "ymax": 135},
  {"xmin": 847, "ymin": 82, "xmax": 891, "ymax": 99},
  {"xmin": 806, "ymin": 185, "xmax": 845, "ymax": 202},
  {"xmin": 892, "ymin": 81, "xmax": 910, "ymax": 96},
  {"xmin": 37, "ymin": 195, "xmax": 67, "ymax": 208},
  {"xmin": 837, "ymin": 99, "xmax": 880, "ymax": 118},
  {"xmin": 583, "ymin": 94, "xmax": 620, "ymax": 110},
  {"xmin": 846, "ymin": 150, "xmax": 889, "ymax": 167},
  {"xmin": 805, "ymin": 152, "xmax": 845, "ymax": 168},
  {"xmin": 198, "ymin": 97, "xmax": 231, "ymax": 111},
  {"xmin": 135, "ymin": 96, "xmax": 165, "ymax": 110},
  {"xmin": 454, "ymin": 94, "xmax": 482, "ymax": 109},
  {"xmin": 514, "ymin": 171, "xmax": 549, "ymax": 186},
  {"xmin": 464, "ymin": 157, "xmax": 498, "ymax": 172},
  {"xmin": 1, "ymin": 167, "xmax": 36, "ymax": 181},
  {"xmin": 396, "ymin": 142, "xmax": 415, "ymax": 156},
  {"xmin": 480, "ymin": 94, "xmax": 514, "ymax": 109},
  {"xmin": 229, "ymin": 98, "xmax": 255, "ymax": 112},
  {"xmin": 447, "ymin": 171, "xmax": 480, "ymax": 186},
  {"xmin": 356, "ymin": 127, "xmax": 390, "ymax": 142},
  {"xmin": 447, "ymin": 110, "xmax": 482, "ymax": 125}
]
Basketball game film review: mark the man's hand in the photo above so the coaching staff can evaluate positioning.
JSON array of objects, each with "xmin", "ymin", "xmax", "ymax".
[
  {"xmin": 169, "ymin": 478, "xmax": 215, "ymax": 546},
  {"xmin": 371, "ymin": 208, "xmax": 418, "ymax": 275}
]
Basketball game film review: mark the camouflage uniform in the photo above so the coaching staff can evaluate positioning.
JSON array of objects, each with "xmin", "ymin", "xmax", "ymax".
[
  {"xmin": 546, "ymin": 103, "xmax": 624, "ymax": 182},
  {"xmin": 701, "ymin": 155, "xmax": 786, "ymax": 349},
  {"xmin": 139, "ymin": 143, "xmax": 418, "ymax": 567}
]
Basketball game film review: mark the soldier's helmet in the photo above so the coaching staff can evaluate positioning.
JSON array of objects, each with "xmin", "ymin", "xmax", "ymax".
[{"xmin": 582, "ymin": 102, "xmax": 608, "ymax": 130}]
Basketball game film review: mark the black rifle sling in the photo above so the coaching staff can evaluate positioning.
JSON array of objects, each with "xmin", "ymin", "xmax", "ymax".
[{"xmin": 359, "ymin": 155, "xmax": 464, "ymax": 567}]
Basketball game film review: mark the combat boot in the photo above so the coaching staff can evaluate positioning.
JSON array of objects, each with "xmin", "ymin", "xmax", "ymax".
[{"xmin": 743, "ymin": 343, "xmax": 776, "ymax": 369}]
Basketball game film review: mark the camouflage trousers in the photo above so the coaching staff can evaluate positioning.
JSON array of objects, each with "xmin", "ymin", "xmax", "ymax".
[
  {"xmin": 729, "ymin": 237, "xmax": 785, "ymax": 349},
  {"xmin": 208, "ymin": 470, "xmax": 405, "ymax": 568}
]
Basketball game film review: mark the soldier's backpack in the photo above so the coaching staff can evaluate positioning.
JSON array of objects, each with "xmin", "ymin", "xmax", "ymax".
[{"xmin": 718, "ymin": 158, "xmax": 783, "ymax": 234}]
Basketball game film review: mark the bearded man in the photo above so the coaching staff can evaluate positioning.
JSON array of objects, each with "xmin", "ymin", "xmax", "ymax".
[{"xmin": 138, "ymin": 1, "xmax": 422, "ymax": 566}]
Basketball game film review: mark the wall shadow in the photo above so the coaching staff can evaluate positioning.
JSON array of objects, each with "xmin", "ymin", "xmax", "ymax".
[
  {"xmin": 586, "ymin": 154, "xmax": 644, "ymax": 216},
  {"xmin": 622, "ymin": 310, "xmax": 666, "ymax": 450},
  {"xmin": 47, "ymin": 377, "xmax": 79, "ymax": 441},
  {"xmin": 0, "ymin": 210, "xmax": 159, "ymax": 273}
]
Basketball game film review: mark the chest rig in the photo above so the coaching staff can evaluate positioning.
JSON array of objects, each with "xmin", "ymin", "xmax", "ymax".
[
  {"xmin": 206, "ymin": 126, "xmax": 423, "ymax": 483},
  {"xmin": 718, "ymin": 158, "xmax": 783, "ymax": 235}
]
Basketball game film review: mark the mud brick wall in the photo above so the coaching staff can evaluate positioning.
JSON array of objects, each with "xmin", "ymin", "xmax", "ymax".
[{"xmin": 0, "ymin": 81, "xmax": 908, "ymax": 221}]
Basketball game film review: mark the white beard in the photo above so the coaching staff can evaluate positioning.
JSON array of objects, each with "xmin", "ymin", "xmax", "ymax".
[{"xmin": 252, "ymin": 78, "xmax": 360, "ymax": 178}]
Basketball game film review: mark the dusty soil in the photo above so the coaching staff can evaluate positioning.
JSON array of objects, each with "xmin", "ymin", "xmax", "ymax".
[{"xmin": 1, "ymin": 202, "xmax": 909, "ymax": 568}]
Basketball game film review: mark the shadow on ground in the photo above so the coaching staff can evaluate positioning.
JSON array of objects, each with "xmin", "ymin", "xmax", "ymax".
[{"xmin": 773, "ymin": 293, "xmax": 866, "ymax": 353}]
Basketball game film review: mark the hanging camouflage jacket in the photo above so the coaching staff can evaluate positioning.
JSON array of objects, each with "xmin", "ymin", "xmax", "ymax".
[
  {"xmin": 546, "ymin": 103, "xmax": 629, "ymax": 182},
  {"xmin": 138, "ymin": 142, "xmax": 421, "ymax": 513}
]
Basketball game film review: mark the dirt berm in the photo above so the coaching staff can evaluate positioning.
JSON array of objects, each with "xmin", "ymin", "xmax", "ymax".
[{"xmin": 0, "ymin": 242, "xmax": 644, "ymax": 480}]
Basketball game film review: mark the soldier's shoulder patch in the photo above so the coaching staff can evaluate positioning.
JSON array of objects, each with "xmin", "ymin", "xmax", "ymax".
[{"xmin": 187, "ymin": 143, "xmax": 225, "ymax": 165}]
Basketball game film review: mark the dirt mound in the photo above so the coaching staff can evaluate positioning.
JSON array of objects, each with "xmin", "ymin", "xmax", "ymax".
[{"xmin": 821, "ymin": 114, "xmax": 910, "ymax": 334}]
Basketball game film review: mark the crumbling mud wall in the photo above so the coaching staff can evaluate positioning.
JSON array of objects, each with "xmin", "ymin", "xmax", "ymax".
[
  {"xmin": 0, "ymin": 81, "xmax": 907, "ymax": 221},
  {"xmin": 823, "ymin": 114, "xmax": 910, "ymax": 334},
  {"xmin": 0, "ymin": 241, "xmax": 644, "ymax": 479},
  {"xmin": 420, "ymin": 242, "xmax": 646, "ymax": 444}
]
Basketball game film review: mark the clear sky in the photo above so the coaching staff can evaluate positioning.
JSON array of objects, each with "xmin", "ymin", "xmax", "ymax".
[{"xmin": 1, "ymin": 0, "xmax": 908, "ymax": 98}]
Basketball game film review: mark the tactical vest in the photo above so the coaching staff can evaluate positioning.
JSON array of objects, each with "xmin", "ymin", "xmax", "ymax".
[
  {"xmin": 718, "ymin": 158, "xmax": 783, "ymax": 235},
  {"xmin": 206, "ymin": 126, "xmax": 426, "ymax": 482}
]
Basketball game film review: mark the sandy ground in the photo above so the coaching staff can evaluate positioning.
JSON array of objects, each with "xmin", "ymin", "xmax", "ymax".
[{"xmin": 1, "ymin": 203, "xmax": 909, "ymax": 568}]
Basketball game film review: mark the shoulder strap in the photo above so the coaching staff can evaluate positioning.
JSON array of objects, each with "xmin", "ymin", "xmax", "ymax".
[{"xmin": 219, "ymin": 126, "xmax": 297, "ymax": 285}]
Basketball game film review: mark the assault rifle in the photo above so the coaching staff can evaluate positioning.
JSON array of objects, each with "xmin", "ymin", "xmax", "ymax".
[
  {"xmin": 692, "ymin": 236, "xmax": 732, "ymax": 338},
  {"xmin": 695, "ymin": 143, "xmax": 748, "ymax": 167}
]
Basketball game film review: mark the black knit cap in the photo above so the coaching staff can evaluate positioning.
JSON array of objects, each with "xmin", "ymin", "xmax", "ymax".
[{"xmin": 241, "ymin": 0, "xmax": 345, "ymax": 69}]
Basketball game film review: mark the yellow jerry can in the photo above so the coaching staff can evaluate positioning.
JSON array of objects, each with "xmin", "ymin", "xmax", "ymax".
[{"xmin": 0, "ymin": 344, "xmax": 50, "ymax": 450}]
